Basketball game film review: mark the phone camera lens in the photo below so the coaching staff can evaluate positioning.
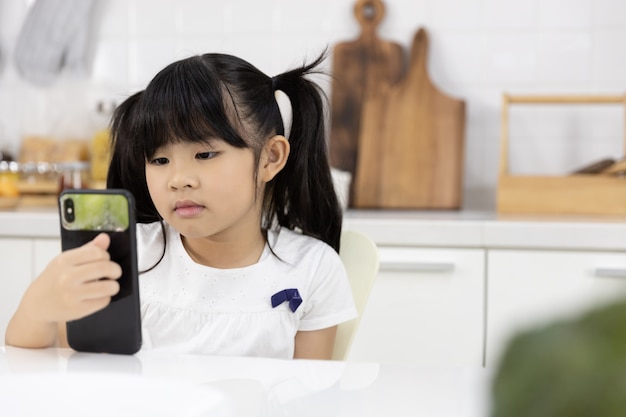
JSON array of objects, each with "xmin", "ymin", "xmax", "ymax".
[{"xmin": 64, "ymin": 198, "xmax": 75, "ymax": 223}]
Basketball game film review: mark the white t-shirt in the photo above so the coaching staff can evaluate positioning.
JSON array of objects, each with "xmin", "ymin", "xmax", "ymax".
[{"xmin": 136, "ymin": 222, "xmax": 357, "ymax": 359}]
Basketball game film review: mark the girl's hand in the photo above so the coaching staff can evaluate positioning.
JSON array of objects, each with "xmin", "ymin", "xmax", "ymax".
[
  {"xmin": 26, "ymin": 233, "xmax": 123, "ymax": 323},
  {"xmin": 5, "ymin": 233, "xmax": 123, "ymax": 348}
]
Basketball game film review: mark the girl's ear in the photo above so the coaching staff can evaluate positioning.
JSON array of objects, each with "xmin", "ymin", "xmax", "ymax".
[{"xmin": 260, "ymin": 135, "xmax": 290, "ymax": 182}]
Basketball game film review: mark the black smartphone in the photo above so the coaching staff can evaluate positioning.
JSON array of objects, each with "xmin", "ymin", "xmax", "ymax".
[{"xmin": 59, "ymin": 189, "xmax": 141, "ymax": 354}]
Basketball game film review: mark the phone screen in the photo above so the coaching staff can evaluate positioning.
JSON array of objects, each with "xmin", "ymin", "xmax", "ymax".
[
  {"xmin": 59, "ymin": 189, "xmax": 141, "ymax": 354},
  {"xmin": 60, "ymin": 192, "xmax": 130, "ymax": 232}
]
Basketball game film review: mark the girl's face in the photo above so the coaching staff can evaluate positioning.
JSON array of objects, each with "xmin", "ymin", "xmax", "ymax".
[{"xmin": 145, "ymin": 139, "xmax": 262, "ymax": 242}]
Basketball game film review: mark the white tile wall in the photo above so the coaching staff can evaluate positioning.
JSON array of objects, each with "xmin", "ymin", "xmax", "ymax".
[
  {"xmin": 0, "ymin": 0, "xmax": 625, "ymax": 210},
  {"xmin": 483, "ymin": 0, "xmax": 536, "ymax": 29},
  {"xmin": 538, "ymin": 0, "xmax": 592, "ymax": 29},
  {"xmin": 536, "ymin": 32, "xmax": 592, "ymax": 84}
]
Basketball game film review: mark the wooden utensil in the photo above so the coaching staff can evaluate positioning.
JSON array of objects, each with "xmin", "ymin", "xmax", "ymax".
[
  {"xmin": 601, "ymin": 158, "xmax": 626, "ymax": 176},
  {"xmin": 571, "ymin": 157, "xmax": 615, "ymax": 174},
  {"xmin": 329, "ymin": 0, "xmax": 404, "ymax": 204},
  {"xmin": 372, "ymin": 28, "xmax": 465, "ymax": 209}
]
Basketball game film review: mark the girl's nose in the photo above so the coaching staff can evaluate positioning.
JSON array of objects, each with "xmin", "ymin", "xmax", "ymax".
[{"xmin": 168, "ymin": 168, "xmax": 199, "ymax": 190}]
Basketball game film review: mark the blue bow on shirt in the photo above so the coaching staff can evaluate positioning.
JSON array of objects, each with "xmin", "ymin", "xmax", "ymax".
[{"xmin": 271, "ymin": 288, "xmax": 302, "ymax": 313}]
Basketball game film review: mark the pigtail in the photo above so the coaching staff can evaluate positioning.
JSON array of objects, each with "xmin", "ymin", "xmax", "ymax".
[
  {"xmin": 268, "ymin": 52, "xmax": 343, "ymax": 252},
  {"xmin": 107, "ymin": 91, "xmax": 166, "ymax": 274},
  {"xmin": 107, "ymin": 91, "xmax": 161, "ymax": 224}
]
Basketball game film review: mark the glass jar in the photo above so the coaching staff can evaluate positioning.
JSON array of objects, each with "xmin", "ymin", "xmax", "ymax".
[
  {"xmin": 0, "ymin": 160, "xmax": 20, "ymax": 181},
  {"xmin": 0, "ymin": 161, "xmax": 20, "ymax": 197},
  {"xmin": 55, "ymin": 161, "xmax": 91, "ymax": 191}
]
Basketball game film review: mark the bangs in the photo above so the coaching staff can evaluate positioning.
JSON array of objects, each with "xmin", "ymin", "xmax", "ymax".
[{"xmin": 138, "ymin": 56, "xmax": 248, "ymax": 157}]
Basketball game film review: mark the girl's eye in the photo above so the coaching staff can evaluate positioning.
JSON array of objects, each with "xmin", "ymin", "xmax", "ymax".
[
  {"xmin": 196, "ymin": 152, "xmax": 217, "ymax": 160},
  {"xmin": 149, "ymin": 157, "xmax": 169, "ymax": 165}
]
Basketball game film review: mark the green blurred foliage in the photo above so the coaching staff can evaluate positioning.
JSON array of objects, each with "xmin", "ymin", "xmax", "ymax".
[{"xmin": 491, "ymin": 298, "xmax": 626, "ymax": 417}]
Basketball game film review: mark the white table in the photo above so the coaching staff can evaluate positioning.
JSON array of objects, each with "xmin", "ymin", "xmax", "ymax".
[{"xmin": 0, "ymin": 346, "xmax": 491, "ymax": 417}]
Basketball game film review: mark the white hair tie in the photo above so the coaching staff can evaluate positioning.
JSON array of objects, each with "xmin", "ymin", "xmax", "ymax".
[{"xmin": 274, "ymin": 89, "xmax": 292, "ymax": 140}]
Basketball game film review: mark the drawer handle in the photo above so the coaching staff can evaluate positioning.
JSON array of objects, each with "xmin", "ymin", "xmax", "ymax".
[
  {"xmin": 380, "ymin": 261, "xmax": 455, "ymax": 273},
  {"xmin": 593, "ymin": 268, "xmax": 626, "ymax": 278}
]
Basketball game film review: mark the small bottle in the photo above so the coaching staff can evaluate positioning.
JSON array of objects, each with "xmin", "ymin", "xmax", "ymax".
[{"xmin": 90, "ymin": 101, "xmax": 116, "ymax": 188}]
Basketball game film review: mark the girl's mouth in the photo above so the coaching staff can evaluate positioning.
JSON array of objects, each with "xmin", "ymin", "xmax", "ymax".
[{"xmin": 174, "ymin": 201, "xmax": 205, "ymax": 217}]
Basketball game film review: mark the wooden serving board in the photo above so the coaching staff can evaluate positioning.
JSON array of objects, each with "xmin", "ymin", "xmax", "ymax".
[
  {"xmin": 355, "ymin": 28, "xmax": 465, "ymax": 209},
  {"xmin": 329, "ymin": 0, "xmax": 404, "ymax": 205}
]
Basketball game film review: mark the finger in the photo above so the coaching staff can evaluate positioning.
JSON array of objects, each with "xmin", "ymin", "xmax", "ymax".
[
  {"xmin": 61, "ymin": 241, "xmax": 111, "ymax": 266},
  {"xmin": 58, "ymin": 278, "xmax": 120, "ymax": 321},
  {"xmin": 78, "ymin": 279, "xmax": 121, "ymax": 301},
  {"xmin": 75, "ymin": 261, "xmax": 123, "ymax": 283},
  {"xmin": 75, "ymin": 297, "xmax": 114, "ymax": 319},
  {"xmin": 62, "ymin": 233, "xmax": 111, "ymax": 264},
  {"xmin": 57, "ymin": 260, "xmax": 122, "ymax": 296},
  {"xmin": 90, "ymin": 233, "xmax": 111, "ymax": 251}
]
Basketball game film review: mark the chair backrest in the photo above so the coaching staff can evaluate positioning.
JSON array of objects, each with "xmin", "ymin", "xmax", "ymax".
[{"xmin": 332, "ymin": 230, "xmax": 380, "ymax": 360}]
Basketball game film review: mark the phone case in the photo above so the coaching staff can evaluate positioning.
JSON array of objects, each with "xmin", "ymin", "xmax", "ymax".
[{"xmin": 59, "ymin": 189, "xmax": 142, "ymax": 354}]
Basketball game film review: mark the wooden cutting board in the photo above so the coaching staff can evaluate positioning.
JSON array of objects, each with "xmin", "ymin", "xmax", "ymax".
[
  {"xmin": 356, "ymin": 27, "xmax": 465, "ymax": 209},
  {"xmin": 329, "ymin": 0, "xmax": 404, "ymax": 205}
]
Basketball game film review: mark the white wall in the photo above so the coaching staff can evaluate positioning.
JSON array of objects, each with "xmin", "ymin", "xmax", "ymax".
[{"xmin": 1, "ymin": 0, "xmax": 625, "ymax": 210}]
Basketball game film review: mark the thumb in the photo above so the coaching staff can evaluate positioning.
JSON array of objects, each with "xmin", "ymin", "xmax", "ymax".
[{"xmin": 90, "ymin": 233, "xmax": 111, "ymax": 250}]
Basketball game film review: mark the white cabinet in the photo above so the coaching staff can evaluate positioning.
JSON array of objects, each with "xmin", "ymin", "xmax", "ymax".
[
  {"xmin": 0, "ymin": 238, "xmax": 61, "ymax": 341},
  {"xmin": 0, "ymin": 238, "xmax": 33, "ymax": 341},
  {"xmin": 347, "ymin": 247, "xmax": 485, "ymax": 366},
  {"xmin": 32, "ymin": 238, "xmax": 61, "ymax": 277},
  {"xmin": 486, "ymin": 249, "xmax": 626, "ymax": 367}
]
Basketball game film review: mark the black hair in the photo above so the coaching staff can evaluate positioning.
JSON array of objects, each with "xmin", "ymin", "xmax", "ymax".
[{"xmin": 106, "ymin": 52, "xmax": 343, "ymax": 252}]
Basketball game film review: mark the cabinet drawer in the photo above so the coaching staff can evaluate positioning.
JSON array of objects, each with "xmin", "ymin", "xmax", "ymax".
[
  {"xmin": 33, "ymin": 238, "xmax": 61, "ymax": 279},
  {"xmin": 348, "ymin": 247, "xmax": 485, "ymax": 366},
  {"xmin": 0, "ymin": 238, "xmax": 33, "ymax": 340},
  {"xmin": 486, "ymin": 249, "xmax": 626, "ymax": 367}
]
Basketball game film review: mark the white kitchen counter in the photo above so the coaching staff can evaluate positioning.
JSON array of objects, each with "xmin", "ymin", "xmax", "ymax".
[
  {"xmin": 0, "ymin": 208, "xmax": 60, "ymax": 238},
  {"xmin": 345, "ymin": 209, "xmax": 626, "ymax": 250},
  {"xmin": 2, "ymin": 208, "xmax": 626, "ymax": 250}
]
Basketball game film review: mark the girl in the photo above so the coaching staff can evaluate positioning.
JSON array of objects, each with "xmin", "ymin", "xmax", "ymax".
[{"xmin": 5, "ymin": 53, "xmax": 357, "ymax": 359}]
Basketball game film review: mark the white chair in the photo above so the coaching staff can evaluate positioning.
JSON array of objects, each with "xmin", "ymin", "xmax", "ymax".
[{"xmin": 332, "ymin": 230, "xmax": 380, "ymax": 361}]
